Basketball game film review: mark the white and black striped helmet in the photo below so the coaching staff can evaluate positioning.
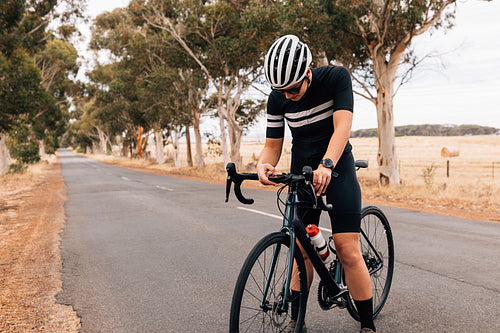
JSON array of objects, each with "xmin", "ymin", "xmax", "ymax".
[{"xmin": 264, "ymin": 35, "xmax": 312, "ymax": 90}]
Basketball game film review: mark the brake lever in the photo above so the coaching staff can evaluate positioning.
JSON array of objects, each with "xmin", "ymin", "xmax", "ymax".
[
  {"xmin": 317, "ymin": 195, "xmax": 333, "ymax": 211},
  {"xmin": 225, "ymin": 163, "xmax": 236, "ymax": 203},
  {"xmin": 301, "ymin": 165, "xmax": 334, "ymax": 211},
  {"xmin": 225, "ymin": 174, "xmax": 232, "ymax": 203}
]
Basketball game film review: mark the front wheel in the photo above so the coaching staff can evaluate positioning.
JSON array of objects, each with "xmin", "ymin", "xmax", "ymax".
[
  {"xmin": 229, "ymin": 232, "xmax": 308, "ymax": 333},
  {"xmin": 346, "ymin": 206, "xmax": 395, "ymax": 320}
]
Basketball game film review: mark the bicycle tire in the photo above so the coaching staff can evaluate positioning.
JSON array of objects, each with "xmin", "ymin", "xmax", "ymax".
[
  {"xmin": 229, "ymin": 232, "xmax": 308, "ymax": 333},
  {"xmin": 346, "ymin": 206, "xmax": 394, "ymax": 321}
]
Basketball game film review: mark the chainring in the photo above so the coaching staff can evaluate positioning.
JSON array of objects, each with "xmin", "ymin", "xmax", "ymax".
[{"xmin": 317, "ymin": 280, "xmax": 347, "ymax": 310}]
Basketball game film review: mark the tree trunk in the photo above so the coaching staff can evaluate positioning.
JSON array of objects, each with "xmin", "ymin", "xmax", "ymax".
[
  {"xmin": 154, "ymin": 127, "xmax": 165, "ymax": 164},
  {"xmin": 225, "ymin": 90, "xmax": 244, "ymax": 170},
  {"xmin": 96, "ymin": 127, "xmax": 108, "ymax": 154},
  {"xmin": 218, "ymin": 109, "xmax": 230, "ymax": 166},
  {"xmin": 185, "ymin": 125, "xmax": 193, "ymax": 167},
  {"xmin": 136, "ymin": 126, "xmax": 144, "ymax": 158},
  {"xmin": 373, "ymin": 54, "xmax": 400, "ymax": 185},
  {"xmin": 217, "ymin": 87, "xmax": 230, "ymax": 167},
  {"xmin": 192, "ymin": 108, "xmax": 205, "ymax": 167},
  {"xmin": 227, "ymin": 123, "xmax": 243, "ymax": 170},
  {"xmin": 0, "ymin": 134, "xmax": 11, "ymax": 174},
  {"xmin": 120, "ymin": 135, "xmax": 128, "ymax": 157},
  {"xmin": 172, "ymin": 129, "xmax": 181, "ymax": 167},
  {"xmin": 38, "ymin": 140, "xmax": 46, "ymax": 159},
  {"xmin": 92, "ymin": 141, "xmax": 99, "ymax": 154}
]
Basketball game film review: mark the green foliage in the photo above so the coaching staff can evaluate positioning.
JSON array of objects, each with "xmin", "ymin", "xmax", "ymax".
[
  {"xmin": 422, "ymin": 163, "xmax": 438, "ymax": 187},
  {"xmin": 0, "ymin": 0, "xmax": 83, "ymax": 170},
  {"xmin": 204, "ymin": 133, "xmax": 223, "ymax": 158},
  {"xmin": 9, "ymin": 161, "xmax": 27, "ymax": 174},
  {"xmin": 7, "ymin": 121, "xmax": 40, "ymax": 164},
  {"xmin": 0, "ymin": 49, "xmax": 47, "ymax": 132}
]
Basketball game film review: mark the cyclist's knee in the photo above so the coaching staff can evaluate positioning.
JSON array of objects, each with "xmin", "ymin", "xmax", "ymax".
[{"xmin": 335, "ymin": 241, "xmax": 362, "ymax": 268}]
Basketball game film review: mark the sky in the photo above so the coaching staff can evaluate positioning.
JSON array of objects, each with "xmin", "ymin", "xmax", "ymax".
[{"xmin": 81, "ymin": 0, "xmax": 500, "ymax": 134}]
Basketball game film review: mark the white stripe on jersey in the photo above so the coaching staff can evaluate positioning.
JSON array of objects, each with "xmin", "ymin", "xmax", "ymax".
[
  {"xmin": 267, "ymin": 120, "xmax": 285, "ymax": 128},
  {"xmin": 285, "ymin": 100, "xmax": 333, "ymax": 120},
  {"xmin": 287, "ymin": 109, "xmax": 333, "ymax": 128},
  {"xmin": 267, "ymin": 114, "xmax": 284, "ymax": 120}
]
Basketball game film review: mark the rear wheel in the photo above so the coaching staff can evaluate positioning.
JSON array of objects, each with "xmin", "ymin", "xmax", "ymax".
[
  {"xmin": 229, "ymin": 232, "xmax": 308, "ymax": 333},
  {"xmin": 346, "ymin": 206, "xmax": 394, "ymax": 320}
]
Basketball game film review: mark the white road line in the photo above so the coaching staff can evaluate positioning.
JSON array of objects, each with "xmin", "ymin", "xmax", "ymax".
[
  {"xmin": 237, "ymin": 206, "xmax": 332, "ymax": 233},
  {"xmin": 155, "ymin": 185, "xmax": 174, "ymax": 191},
  {"xmin": 121, "ymin": 176, "xmax": 131, "ymax": 181}
]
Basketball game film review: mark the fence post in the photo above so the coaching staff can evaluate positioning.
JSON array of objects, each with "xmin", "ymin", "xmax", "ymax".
[{"xmin": 441, "ymin": 146, "xmax": 459, "ymax": 178}]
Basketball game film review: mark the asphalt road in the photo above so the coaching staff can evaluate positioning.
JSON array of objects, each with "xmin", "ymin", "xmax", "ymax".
[{"xmin": 57, "ymin": 149, "xmax": 500, "ymax": 332}]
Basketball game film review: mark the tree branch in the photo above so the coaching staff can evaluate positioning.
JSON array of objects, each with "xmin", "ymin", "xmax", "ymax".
[
  {"xmin": 351, "ymin": 71, "xmax": 375, "ymax": 101},
  {"xmin": 413, "ymin": 0, "xmax": 456, "ymax": 37},
  {"xmin": 143, "ymin": 7, "xmax": 214, "ymax": 85}
]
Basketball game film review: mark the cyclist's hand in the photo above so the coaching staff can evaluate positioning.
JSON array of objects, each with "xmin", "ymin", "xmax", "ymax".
[
  {"xmin": 313, "ymin": 166, "xmax": 332, "ymax": 195},
  {"xmin": 257, "ymin": 163, "xmax": 277, "ymax": 186}
]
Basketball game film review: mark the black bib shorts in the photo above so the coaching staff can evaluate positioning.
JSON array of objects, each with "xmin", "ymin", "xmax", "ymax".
[{"xmin": 291, "ymin": 151, "xmax": 361, "ymax": 234}]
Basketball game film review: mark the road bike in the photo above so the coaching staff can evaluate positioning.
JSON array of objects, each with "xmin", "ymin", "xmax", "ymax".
[{"xmin": 225, "ymin": 161, "xmax": 394, "ymax": 333}]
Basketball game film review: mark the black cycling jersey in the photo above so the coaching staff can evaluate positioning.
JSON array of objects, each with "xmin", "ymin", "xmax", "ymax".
[
  {"xmin": 266, "ymin": 65, "xmax": 354, "ymax": 160},
  {"xmin": 266, "ymin": 65, "xmax": 360, "ymax": 234}
]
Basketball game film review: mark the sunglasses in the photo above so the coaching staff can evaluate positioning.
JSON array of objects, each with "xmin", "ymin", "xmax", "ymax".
[{"xmin": 272, "ymin": 76, "xmax": 310, "ymax": 95}]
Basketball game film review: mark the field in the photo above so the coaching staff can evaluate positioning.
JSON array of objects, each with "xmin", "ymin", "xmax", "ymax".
[{"xmin": 93, "ymin": 135, "xmax": 500, "ymax": 222}]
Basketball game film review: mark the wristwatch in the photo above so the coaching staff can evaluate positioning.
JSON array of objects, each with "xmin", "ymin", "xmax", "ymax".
[{"xmin": 320, "ymin": 158, "xmax": 334, "ymax": 170}]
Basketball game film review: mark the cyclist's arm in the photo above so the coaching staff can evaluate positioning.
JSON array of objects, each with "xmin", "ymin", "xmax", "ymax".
[
  {"xmin": 323, "ymin": 110, "xmax": 352, "ymax": 167},
  {"xmin": 257, "ymin": 138, "xmax": 284, "ymax": 186},
  {"xmin": 314, "ymin": 110, "xmax": 353, "ymax": 194}
]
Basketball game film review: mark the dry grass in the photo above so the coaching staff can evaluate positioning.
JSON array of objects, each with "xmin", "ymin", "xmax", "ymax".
[
  {"xmin": 0, "ymin": 154, "xmax": 80, "ymax": 332},
  {"xmin": 349, "ymin": 136, "xmax": 500, "ymax": 222},
  {"xmin": 84, "ymin": 135, "xmax": 500, "ymax": 222}
]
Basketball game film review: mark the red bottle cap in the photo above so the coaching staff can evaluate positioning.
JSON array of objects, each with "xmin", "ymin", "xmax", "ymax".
[{"xmin": 305, "ymin": 224, "xmax": 319, "ymax": 237}]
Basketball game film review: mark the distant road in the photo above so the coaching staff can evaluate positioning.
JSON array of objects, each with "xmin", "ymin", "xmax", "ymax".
[{"xmin": 57, "ymin": 149, "xmax": 500, "ymax": 332}]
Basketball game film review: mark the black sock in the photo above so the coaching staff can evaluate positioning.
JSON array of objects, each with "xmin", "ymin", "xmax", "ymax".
[
  {"xmin": 354, "ymin": 298, "xmax": 376, "ymax": 331},
  {"xmin": 291, "ymin": 290, "xmax": 301, "ymax": 321}
]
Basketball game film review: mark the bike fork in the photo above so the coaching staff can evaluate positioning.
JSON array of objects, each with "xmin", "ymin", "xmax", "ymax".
[{"xmin": 260, "ymin": 230, "xmax": 296, "ymax": 313}]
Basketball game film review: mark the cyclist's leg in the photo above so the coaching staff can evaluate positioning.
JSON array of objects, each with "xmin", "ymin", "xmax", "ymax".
[
  {"xmin": 326, "ymin": 152, "xmax": 376, "ymax": 331},
  {"xmin": 332, "ymin": 232, "xmax": 372, "ymax": 298},
  {"xmin": 291, "ymin": 242, "xmax": 314, "ymax": 290}
]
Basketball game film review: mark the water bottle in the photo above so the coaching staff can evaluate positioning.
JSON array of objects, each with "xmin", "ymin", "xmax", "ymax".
[{"xmin": 305, "ymin": 224, "xmax": 333, "ymax": 266}]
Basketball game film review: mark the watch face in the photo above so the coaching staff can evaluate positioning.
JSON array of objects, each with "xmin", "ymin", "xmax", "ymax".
[{"xmin": 321, "ymin": 158, "xmax": 334, "ymax": 169}]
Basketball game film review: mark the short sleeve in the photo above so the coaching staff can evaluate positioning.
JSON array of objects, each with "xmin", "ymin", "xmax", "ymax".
[
  {"xmin": 332, "ymin": 66, "xmax": 354, "ymax": 113},
  {"xmin": 265, "ymin": 93, "xmax": 285, "ymax": 139}
]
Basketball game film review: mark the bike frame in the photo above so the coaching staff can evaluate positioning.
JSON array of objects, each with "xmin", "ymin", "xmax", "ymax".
[{"xmin": 260, "ymin": 181, "xmax": 346, "ymax": 313}]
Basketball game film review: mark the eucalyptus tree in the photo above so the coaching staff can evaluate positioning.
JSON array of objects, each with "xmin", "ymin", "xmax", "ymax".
[
  {"xmin": 125, "ymin": 6, "xmax": 210, "ymax": 167},
  {"xmin": 34, "ymin": 38, "xmax": 79, "ymax": 156},
  {"xmin": 87, "ymin": 8, "xmax": 155, "ymax": 157},
  {"xmin": 87, "ymin": 5, "xmax": 209, "ymax": 164},
  {"xmin": 0, "ymin": 0, "xmax": 85, "ymax": 173},
  {"xmin": 314, "ymin": 0, "xmax": 458, "ymax": 185},
  {"xmin": 144, "ymin": 0, "xmax": 268, "ymax": 169}
]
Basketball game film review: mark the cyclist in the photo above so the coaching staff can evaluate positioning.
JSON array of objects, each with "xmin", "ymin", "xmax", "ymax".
[{"xmin": 257, "ymin": 35, "xmax": 376, "ymax": 333}]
